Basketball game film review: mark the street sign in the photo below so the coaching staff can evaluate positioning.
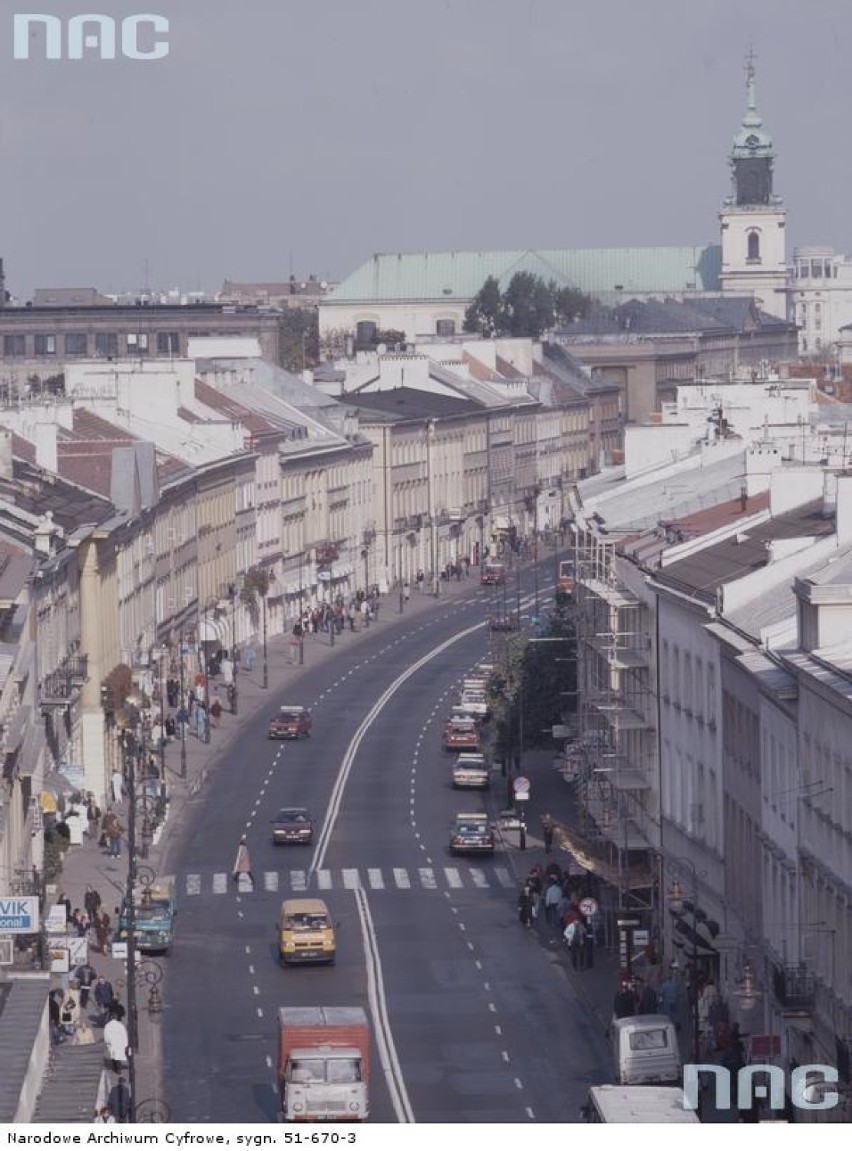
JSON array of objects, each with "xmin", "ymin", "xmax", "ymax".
[
  {"xmin": 0, "ymin": 896, "xmax": 39, "ymax": 934},
  {"xmin": 617, "ymin": 917, "xmax": 641, "ymax": 928},
  {"xmin": 633, "ymin": 929, "xmax": 650, "ymax": 947},
  {"xmin": 513, "ymin": 776, "xmax": 531, "ymax": 800},
  {"xmin": 579, "ymin": 896, "xmax": 598, "ymax": 918}
]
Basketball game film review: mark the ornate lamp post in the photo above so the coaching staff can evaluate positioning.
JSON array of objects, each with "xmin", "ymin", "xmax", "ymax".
[{"xmin": 667, "ymin": 859, "xmax": 705, "ymax": 1063}]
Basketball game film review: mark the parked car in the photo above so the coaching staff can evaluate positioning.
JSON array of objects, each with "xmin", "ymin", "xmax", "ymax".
[
  {"xmin": 480, "ymin": 563, "xmax": 506, "ymax": 586},
  {"xmin": 488, "ymin": 612, "xmax": 519, "ymax": 632},
  {"xmin": 459, "ymin": 689, "xmax": 488, "ymax": 719},
  {"xmin": 449, "ymin": 812, "xmax": 495, "ymax": 855},
  {"xmin": 271, "ymin": 807, "xmax": 315, "ymax": 846},
  {"xmin": 268, "ymin": 706, "xmax": 312, "ymax": 740},
  {"xmin": 443, "ymin": 719, "xmax": 481, "ymax": 752},
  {"xmin": 452, "ymin": 753, "xmax": 490, "ymax": 789}
]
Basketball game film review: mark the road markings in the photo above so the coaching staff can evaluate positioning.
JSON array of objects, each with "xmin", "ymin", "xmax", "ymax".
[
  {"xmin": 514, "ymin": 1079, "xmax": 524, "ymax": 1090},
  {"xmin": 342, "ymin": 868, "xmax": 360, "ymax": 889},
  {"xmin": 263, "ymin": 871, "xmax": 278, "ymax": 892},
  {"xmin": 248, "ymin": 965, "xmax": 255, "ymax": 975},
  {"xmin": 488, "ymin": 1002, "xmax": 497, "ymax": 1013},
  {"xmin": 367, "ymin": 869, "xmax": 384, "ymax": 890},
  {"xmin": 317, "ymin": 869, "xmax": 332, "ymax": 890},
  {"xmin": 469, "ymin": 868, "xmax": 488, "ymax": 888},
  {"xmin": 525, "ymin": 1107, "xmax": 535, "ymax": 1120},
  {"xmin": 494, "ymin": 1025, "xmax": 502, "ymax": 1035},
  {"xmin": 289, "ymin": 870, "xmax": 307, "ymax": 891},
  {"xmin": 212, "ymin": 873, "xmax": 227, "ymax": 894},
  {"xmin": 310, "ymin": 617, "xmax": 487, "ymax": 873},
  {"xmin": 502, "ymin": 1051, "xmax": 510, "ymax": 1063},
  {"xmin": 444, "ymin": 867, "xmax": 462, "ymax": 888},
  {"xmin": 419, "ymin": 868, "xmax": 437, "ymax": 889},
  {"xmin": 393, "ymin": 868, "xmax": 410, "ymax": 889},
  {"xmin": 253, "ymin": 986, "xmax": 260, "ymax": 997},
  {"xmin": 186, "ymin": 874, "xmax": 201, "ymax": 896},
  {"xmin": 494, "ymin": 867, "xmax": 514, "ymax": 888},
  {"xmin": 353, "ymin": 886, "xmax": 415, "ymax": 1123}
]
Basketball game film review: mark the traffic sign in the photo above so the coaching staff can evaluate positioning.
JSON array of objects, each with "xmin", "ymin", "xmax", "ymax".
[
  {"xmin": 513, "ymin": 776, "xmax": 531, "ymax": 801},
  {"xmin": 579, "ymin": 896, "xmax": 598, "ymax": 918}
]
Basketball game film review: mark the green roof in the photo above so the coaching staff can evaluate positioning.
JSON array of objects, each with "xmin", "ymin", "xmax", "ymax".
[{"xmin": 328, "ymin": 246, "xmax": 722, "ymax": 304}]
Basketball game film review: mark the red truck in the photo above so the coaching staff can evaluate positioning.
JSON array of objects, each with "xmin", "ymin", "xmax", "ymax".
[{"xmin": 278, "ymin": 1006, "xmax": 370, "ymax": 1123}]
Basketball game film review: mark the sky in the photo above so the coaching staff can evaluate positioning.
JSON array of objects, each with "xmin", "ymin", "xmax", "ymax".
[{"xmin": 1, "ymin": 0, "xmax": 851, "ymax": 299}]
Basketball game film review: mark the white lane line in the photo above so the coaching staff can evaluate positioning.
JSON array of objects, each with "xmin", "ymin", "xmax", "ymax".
[
  {"xmin": 526, "ymin": 1107, "xmax": 535, "ymax": 1120},
  {"xmin": 253, "ymin": 986, "xmax": 260, "ymax": 997},
  {"xmin": 495, "ymin": 1025, "xmax": 502, "ymax": 1035},
  {"xmin": 419, "ymin": 868, "xmax": 436, "ymax": 889},
  {"xmin": 257, "ymin": 1007, "xmax": 263, "ymax": 1018},
  {"xmin": 502, "ymin": 1051, "xmax": 510, "ymax": 1063},
  {"xmin": 488, "ymin": 1003, "xmax": 497, "ymax": 1013},
  {"xmin": 310, "ymin": 616, "xmax": 487, "ymax": 873},
  {"xmin": 514, "ymin": 1078, "xmax": 523, "ymax": 1090},
  {"xmin": 353, "ymin": 886, "xmax": 415, "ymax": 1123},
  {"xmin": 248, "ymin": 965, "xmax": 255, "ymax": 975},
  {"xmin": 368, "ymin": 868, "xmax": 384, "ymax": 890},
  {"xmin": 393, "ymin": 869, "xmax": 410, "ymax": 889},
  {"xmin": 317, "ymin": 869, "xmax": 332, "ymax": 890},
  {"xmin": 467, "ymin": 942, "xmax": 474, "ymax": 951},
  {"xmin": 245, "ymin": 946, "xmax": 251, "ymax": 955},
  {"xmin": 265, "ymin": 1055, "xmax": 272, "ymax": 1069}
]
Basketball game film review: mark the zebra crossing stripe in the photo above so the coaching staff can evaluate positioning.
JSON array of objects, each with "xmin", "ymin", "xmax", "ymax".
[
  {"xmin": 212, "ymin": 873, "xmax": 227, "ymax": 894},
  {"xmin": 237, "ymin": 874, "xmax": 253, "ymax": 893},
  {"xmin": 290, "ymin": 870, "xmax": 307, "ymax": 891},
  {"xmin": 469, "ymin": 868, "xmax": 488, "ymax": 888},
  {"xmin": 494, "ymin": 868, "xmax": 514, "ymax": 889},
  {"xmin": 186, "ymin": 874, "xmax": 201, "ymax": 896},
  {"xmin": 263, "ymin": 872, "xmax": 278, "ymax": 892},
  {"xmin": 367, "ymin": 869, "xmax": 384, "ymax": 890},
  {"xmin": 342, "ymin": 869, "xmax": 360, "ymax": 889},
  {"xmin": 445, "ymin": 868, "xmax": 463, "ymax": 889},
  {"xmin": 418, "ymin": 868, "xmax": 436, "ymax": 889},
  {"xmin": 393, "ymin": 868, "xmax": 410, "ymax": 889},
  {"xmin": 317, "ymin": 869, "xmax": 332, "ymax": 890}
]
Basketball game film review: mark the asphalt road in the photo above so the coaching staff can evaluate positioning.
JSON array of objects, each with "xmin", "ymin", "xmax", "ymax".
[{"xmin": 160, "ymin": 571, "xmax": 612, "ymax": 1122}]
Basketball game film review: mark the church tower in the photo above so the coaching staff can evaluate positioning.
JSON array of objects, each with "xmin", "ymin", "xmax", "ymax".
[{"xmin": 719, "ymin": 54, "xmax": 787, "ymax": 318}]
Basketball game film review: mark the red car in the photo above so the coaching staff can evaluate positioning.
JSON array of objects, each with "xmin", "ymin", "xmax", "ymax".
[
  {"xmin": 268, "ymin": 706, "xmax": 312, "ymax": 740},
  {"xmin": 443, "ymin": 719, "xmax": 481, "ymax": 752}
]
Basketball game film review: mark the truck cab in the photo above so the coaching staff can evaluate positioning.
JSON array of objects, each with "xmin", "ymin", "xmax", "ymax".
[{"xmin": 278, "ymin": 1006, "xmax": 370, "ymax": 1123}]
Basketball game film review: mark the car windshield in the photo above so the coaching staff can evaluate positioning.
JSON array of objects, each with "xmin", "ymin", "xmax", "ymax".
[
  {"xmin": 456, "ymin": 820, "xmax": 488, "ymax": 834},
  {"xmin": 290, "ymin": 1058, "xmax": 361, "ymax": 1084},
  {"xmin": 277, "ymin": 810, "xmax": 308, "ymax": 823},
  {"xmin": 629, "ymin": 1029, "xmax": 669, "ymax": 1051},
  {"xmin": 279, "ymin": 709, "xmax": 305, "ymax": 720},
  {"xmin": 284, "ymin": 913, "xmax": 329, "ymax": 932}
]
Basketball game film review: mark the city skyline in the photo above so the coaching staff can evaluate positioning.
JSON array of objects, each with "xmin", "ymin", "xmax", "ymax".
[{"xmin": 1, "ymin": 0, "xmax": 851, "ymax": 298}]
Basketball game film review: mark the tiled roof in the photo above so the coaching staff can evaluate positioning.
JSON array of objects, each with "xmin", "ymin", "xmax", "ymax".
[
  {"xmin": 329, "ymin": 246, "xmax": 722, "ymax": 304},
  {"xmin": 556, "ymin": 295, "xmax": 791, "ymax": 339}
]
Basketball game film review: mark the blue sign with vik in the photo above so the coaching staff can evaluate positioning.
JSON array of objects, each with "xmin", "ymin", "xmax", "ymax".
[{"xmin": 0, "ymin": 896, "xmax": 39, "ymax": 933}]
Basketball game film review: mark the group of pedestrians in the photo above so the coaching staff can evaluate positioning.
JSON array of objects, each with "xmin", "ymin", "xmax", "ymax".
[{"xmin": 518, "ymin": 860, "xmax": 602, "ymax": 971}]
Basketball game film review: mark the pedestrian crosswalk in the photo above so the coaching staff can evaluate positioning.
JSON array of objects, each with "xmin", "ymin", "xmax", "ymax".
[{"xmin": 180, "ymin": 864, "xmax": 518, "ymax": 898}]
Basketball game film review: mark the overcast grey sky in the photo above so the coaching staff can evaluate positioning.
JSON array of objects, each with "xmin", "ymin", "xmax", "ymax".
[{"xmin": 1, "ymin": 0, "xmax": 850, "ymax": 298}]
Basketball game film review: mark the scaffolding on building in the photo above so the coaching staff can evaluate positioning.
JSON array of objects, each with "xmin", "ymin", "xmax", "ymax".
[{"xmin": 567, "ymin": 506, "xmax": 660, "ymax": 918}]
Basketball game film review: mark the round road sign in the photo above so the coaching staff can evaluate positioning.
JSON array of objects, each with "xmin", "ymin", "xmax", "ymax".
[{"xmin": 579, "ymin": 896, "xmax": 599, "ymax": 918}]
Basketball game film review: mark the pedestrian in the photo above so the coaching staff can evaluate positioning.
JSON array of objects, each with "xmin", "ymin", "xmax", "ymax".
[
  {"xmin": 658, "ymin": 972, "xmax": 679, "ymax": 1021},
  {"xmin": 57, "ymin": 891, "xmax": 72, "ymax": 923},
  {"xmin": 541, "ymin": 813, "xmax": 555, "ymax": 854},
  {"xmin": 637, "ymin": 975, "xmax": 659, "ymax": 1014},
  {"xmin": 93, "ymin": 1106, "xmax": 115, "ymax": 1124},
  {"xmin": 564, "ymin": 917, "xmax": 585, "ymax": 969},
  {"xmin": 86, "ymin": 794, "xmax": 101, "ymax": 840},
  {"xmin": 102, "ymin": 810, "xmax": 124, "ymax": 858},
  {"xmin": 73, "ymin": 961, "xmax": 98, "ymax": 1008},
  {"xmin": 93, "ymin": 976, "xmax": 114, "ymax": 1025},
  {"xmin": 104, "ymin": 1016, "xmax": 129, "ymax": 1073},
  {"xmin": 517, "ymin": 885, "xmax": 534, "ymax": 928},
  {"xmin": 111, "ymin": 769, "xmax": 124, "ymax": 805},
  {"xmin": 196, "ymin": 703, "xmax": 208, "ymax": 740},
  {"xmin": 581, "ymin": 916, "xmax": 595, "ymax": 969},
  {"xmin": 613, "ymin": 979, "xmax": 637, "ymax": 1019},
  {"xmin": 73, "ymin": 1018, "xmax": 96, "ymax": 1046},
  {"xmin": 94, "ymin": 909, "xmax": 112, "ymax": 955},
  {"xmin": 48, "ymin": 991, "xmax": 63, "ymax": 1045},
  {"xmin": 210, "ymin": 695, "xmax": 222, "ymax": 728},
  {"xmin": 544, "ymin": 879, "xmax": 562, "ymax": 925},
  {"xmin": 108, "ymin": 1075, "xmax": 131, "ymax": 1123},
  {"xmin": 84, "ymin": 884, "xmax": 101, "ymax": 920},
  {"xmin": 361, "ymin": 599, "xmax": 370, "ymax": 628},
  {"xmin": 59, "ymin": 989, "xmax": 80, "ymax": 1036},
  {"xmin": 233, "ymin": 835, "xmax": 254, "ymax": 885},
  {"xmin": 176, "ymin": 704, "xmax": 189, "ymax": 738}
]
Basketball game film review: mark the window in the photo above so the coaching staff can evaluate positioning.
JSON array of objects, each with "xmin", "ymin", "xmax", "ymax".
[
  {"xmin": 811, "ymin": 260, "xmax": 823, "ymax": 278},
  {"xmin": 3, "ymin": 335, "xmax": 26, "ymax": 356},
  {"xmin": 747, "ymin": 231, "xmax": 761, "ymax": 261},
  {"xmin": 65, "ymin": 333, "xmax": 88, "ymax": 356},
  {"xmin": 34, "ymin": 334, "xmax": 56, "ymax": 355},
  {"xmin": 156, "ymin": 331, "xmax": 180, "ymax": 354},
  {"xmin": 436, "ymin": 319, "xmax": 456, "ymax": 337},
  {"xmin": 126, "ymin": 333, "xmax": 149, "ymax": 352},
  {"xmin": 354, "ymin": 321, "xmax": 377, "ymax": 349},
  {"xmin": 94, "ymin": 332, "xmax": 118, "ymax": 357}
]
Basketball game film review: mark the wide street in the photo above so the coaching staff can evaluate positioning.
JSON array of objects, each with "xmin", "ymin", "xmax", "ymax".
[{"xmin": 159, "ymin": 568, "xmax": 612, "ymax": 1123}]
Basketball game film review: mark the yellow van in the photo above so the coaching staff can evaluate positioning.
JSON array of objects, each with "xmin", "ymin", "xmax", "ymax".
[{"xmin": 278, "ymin": 898, "xmax": 336, "ymax": 967}]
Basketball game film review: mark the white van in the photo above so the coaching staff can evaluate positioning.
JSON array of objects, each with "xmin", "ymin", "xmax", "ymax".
[
  {"xmin": 611, "ymin": 1014, "xmax": 682, "ymax": 1086},
  {"xmin": 583, "ymin": 1085, "xmax": 698, "ymax": 1123}
]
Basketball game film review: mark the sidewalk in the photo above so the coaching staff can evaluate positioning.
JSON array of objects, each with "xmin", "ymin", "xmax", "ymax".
[{"xmin": 32, "ymin": 573, "xmax": 487, "ymax": 1122}]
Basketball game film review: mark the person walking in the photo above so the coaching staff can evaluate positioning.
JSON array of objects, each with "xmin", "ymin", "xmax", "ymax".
[
  {"xmin": 233, "ymin": 835, "xmax": 254, "ymax": 886},
  {"xmin": 658, "ymin": 971, "xmax": 679, "ymax": 1021},
  {"xmin": 613, "ymin": 979, "xmax": 638, "ymax": 1019},
  {"xmin": 210, "ymin": 695, "xmax": 222, "ymax": 729},
  {"xmin": 564, "ymin": 917, "xmax": 585, "ymax": 969},
  {"xmin": 86, "ymin": 794, "xmax": 101, "ymax": 840},
  {"xmin": 541, "ymin": 813, "xmax": 555, "ymax": 854},
  {"xmin": 104, "ymin": 1016, "xmax": 129, "ymax": 1074},
  {"xmin": 544, "ymin": 879, "xmax": 562, "ymax": 926},
  {"xmin": 84, "ymin": 884, "xmax": 101, "ymax": 921},
  {"xmin": 73, "ymin": 960, "xmax": 98, "ymax": 1008},
  {"xmin": 517, "ymin": 885, "xmax": 534, "ymax": 929},
  {"xmin": 93, "ymin": 976, "xmax": 115, "ymax": 1025}
]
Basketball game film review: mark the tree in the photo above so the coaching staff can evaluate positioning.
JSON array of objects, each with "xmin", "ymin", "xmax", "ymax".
[
  {"xmin": 463, "ymin": 275, "xmax": 503, "ymax": 337},
  {"xmin": 277, "ymin": 307, "xmax": 319, "ymax": 373},
  {"xmin": 374, "ymin": 329, "xmax": 407, "ymax": 350},
  {"xmin": 554, "ymin": 286, "xmax": 593, "ymax": 326},
  {"xmin": 241, "ymin": 566, "xmax": 270, "ymax": 628},
  {"xmin": 501, "ymin": 272, "xmax": 555, "ymax": 338}
]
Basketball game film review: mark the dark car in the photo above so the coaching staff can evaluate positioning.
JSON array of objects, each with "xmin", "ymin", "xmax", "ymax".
[
  {"xmin": 443, "ymin": 719, "xmax": 481, "ymax": 752},
  {"xmin": 268, "ymin": 705, "xmax": 312, "ymax": 740},
  {"xmin": 449, "ymin": 812, "xmax": 495, "ymax": 855},
  {"xmin": 271, "ymin": 807, "xmax": 315, "ymax": 845},
  {"xmin": 488, "ymin": 612, "xmax": 519, "ymax": 632}
]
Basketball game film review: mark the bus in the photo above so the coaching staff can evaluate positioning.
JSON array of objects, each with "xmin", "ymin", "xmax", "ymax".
[{"xmin": 582, "ymin": 1085, "xmax": 699, "ymax": 1123}]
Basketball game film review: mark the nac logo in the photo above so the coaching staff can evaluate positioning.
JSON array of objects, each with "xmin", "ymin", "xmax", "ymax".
[{"xmin": 13, "ymin": 13, "xmax": 169, "ymax": 60}]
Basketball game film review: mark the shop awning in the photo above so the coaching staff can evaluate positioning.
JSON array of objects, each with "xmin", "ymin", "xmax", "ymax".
[{"xmin": 199, "ymin": 616, "xmax": 228, "ymax": 644}]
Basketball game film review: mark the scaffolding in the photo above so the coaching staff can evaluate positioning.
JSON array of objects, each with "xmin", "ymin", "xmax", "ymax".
[{"xmin": 568, "ymin": 512, "xmax": 660, "ymax": 916}]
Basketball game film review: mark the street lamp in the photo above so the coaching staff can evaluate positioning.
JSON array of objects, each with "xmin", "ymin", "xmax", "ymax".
[
  {"xmin": 158, "ymin": 646, "xmax": 167, "ymax": 781},
  {"xmin": 178, "ymin": 643, "xmax": 187, "ymax": 779},
  {"xmin": 228, "ymin": 583, "xmax": 238, "ymax": 716},
  {"xmin": 262, "ymin": 591, "xmax": 268, "ymax": 690}
]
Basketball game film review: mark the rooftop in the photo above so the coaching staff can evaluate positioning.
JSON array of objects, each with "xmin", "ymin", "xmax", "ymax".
[
  {"xmin": 340, "ymin": 387, "xmax": 483, "ymax": 421},
  {"xmin": 328, "ymin": 246, "xmax": 722, "ymax": 304}
]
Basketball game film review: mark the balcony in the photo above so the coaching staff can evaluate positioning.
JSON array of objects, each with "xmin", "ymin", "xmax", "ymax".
[
  {"xmin": 39, "ymin": 655, "xmax": 88, "ymax": 707},
  {"xmin": 773, "ymin": 962, "xmax": 815, "ymax": 1013}
]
